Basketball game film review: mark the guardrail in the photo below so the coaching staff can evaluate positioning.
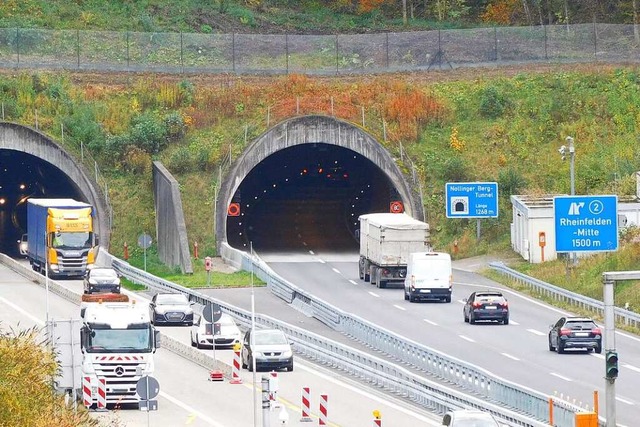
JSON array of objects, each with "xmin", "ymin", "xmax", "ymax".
[
  {"xmin": 110, "ymin": 247, "xmax": 583, "ymax": 427},
  {"xmin": 489, "ymin": 261, "xmax": 640, "ymax": 330}
]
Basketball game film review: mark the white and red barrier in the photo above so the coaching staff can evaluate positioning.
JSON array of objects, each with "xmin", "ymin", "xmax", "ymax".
[
  {"xmin": 269, "ymin": 371, "xmax": 279, "ymax": 408},
  {"xmin": 83, "ymin": 376, "xmax": 107, "ymax": 409},
  {"xmin": 230, "ymin": 345, "xmax": 243, "ymax": 384},
  {"xmin": 83, "ymin": 376, "xmax": 92, "ymax": 408},
  {"xmin": 319, "ymin": 394, "xmax": 328, "ymax": 426},
  {"xmin": 97, "ymin": 378, "xmax": 107, "ymax": 409},
  {"xmin": 300, "ymin": 386, "xmax": 312, "ymax": 422}
]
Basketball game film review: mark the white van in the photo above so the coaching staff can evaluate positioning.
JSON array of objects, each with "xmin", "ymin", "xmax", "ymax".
[{"xmin": 404, "ymin": 252, "xmax": 452, "ymax": 303}]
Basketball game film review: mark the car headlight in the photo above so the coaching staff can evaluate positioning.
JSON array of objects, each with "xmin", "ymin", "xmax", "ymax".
[{"xmin": 282, "ymin": 350, "xmax": 293, "ymax": 358}]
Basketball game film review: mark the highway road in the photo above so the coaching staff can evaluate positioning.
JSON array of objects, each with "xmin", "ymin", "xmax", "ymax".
[
  {"xmin": 0, "ymin": 260, "xmax": 441, "ymax": 427},
  {"xmin": 258, "ymin": 250, "xmax": 640, "ymax": 427}
]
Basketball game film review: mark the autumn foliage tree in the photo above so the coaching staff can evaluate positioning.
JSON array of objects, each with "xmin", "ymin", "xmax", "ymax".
[{"xmin": 0, "ymin": 326, "xmax": 97, "ymax": 427}]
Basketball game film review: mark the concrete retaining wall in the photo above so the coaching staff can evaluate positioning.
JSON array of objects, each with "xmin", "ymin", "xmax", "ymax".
[{"xmin": 152, "ymin": 161, "xmax": 193, "ymax": 274}]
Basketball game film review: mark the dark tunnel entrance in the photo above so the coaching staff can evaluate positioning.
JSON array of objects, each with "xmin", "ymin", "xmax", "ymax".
[
  {"xmin": 226, "ymin": 143, "xmax": 398, "ymax": 253},
  {"xmin": 0, "ymin": 149, "xmax": 85, "ymax": 257}
]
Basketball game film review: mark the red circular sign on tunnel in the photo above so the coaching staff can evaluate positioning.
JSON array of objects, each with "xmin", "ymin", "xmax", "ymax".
[
  {"xmin": 228, "ymin": 202, "xmax": 241, "ymax": 217},
  {"xmin": 390, "ymin": 201, "xmax": 404, "ymax": 214}
]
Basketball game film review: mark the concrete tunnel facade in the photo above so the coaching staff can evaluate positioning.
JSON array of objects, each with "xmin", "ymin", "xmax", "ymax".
[
  {"xmin": 0, "ymin": 122, "xmax": 111, "ymax": 249},
  {"xmin": 216, "ymin": 115, "xmax": 424, "ymax": 251}
]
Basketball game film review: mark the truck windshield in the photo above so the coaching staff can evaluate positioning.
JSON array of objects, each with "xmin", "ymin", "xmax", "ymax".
[
  {"xmin": 86, "ymin": 327, "xmax": 152, "ymax": 353},
  {"xmin": 52, "ymin": 231, "xmax": 92, "ymax": 249}
]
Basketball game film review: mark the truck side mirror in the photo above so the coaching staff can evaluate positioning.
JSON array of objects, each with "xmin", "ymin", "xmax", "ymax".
[
  {"xmin": 154, "ymin": 330, "xmax": 161, "ymax": 351},
  {"xmin": 95, "ymin": 236, "xmax": 100, "ymax": 246},
  {"xmin": 80, "ymin": 327, "xmax": 87, "ymax": 350}
]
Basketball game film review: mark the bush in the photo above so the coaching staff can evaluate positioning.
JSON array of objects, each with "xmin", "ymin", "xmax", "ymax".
[
  {"xmin": 479, "ymin": 86, "xmax": 510, "ymax": 119},
  {"xmin": 166, "ymin": 145, "xmax": 194, "ymax": 173},
  {"xmin": 129, "ymin": 112, "xmax": 167, "ymax": 154}
]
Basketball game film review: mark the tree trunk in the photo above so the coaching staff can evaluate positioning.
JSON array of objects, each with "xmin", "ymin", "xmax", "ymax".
[{"xmin": 403, "ymin": 0, "xmax": 408, "ymax": 24}]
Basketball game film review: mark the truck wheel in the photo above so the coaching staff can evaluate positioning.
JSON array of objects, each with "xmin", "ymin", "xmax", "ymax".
[
  {"xmin": 378, "ymin": 280, "xmax": 386, "ymax": 289},
  {"xmin": 404, "ymin": 291, "xmax": 409, "ymax": 301},
  {"xmin": 409, "ymin": 294, "xmax": 416, "ymax": 303}
]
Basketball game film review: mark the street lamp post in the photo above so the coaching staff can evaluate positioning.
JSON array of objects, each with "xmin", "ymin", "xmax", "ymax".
[{"xmin": 560, "ymin": 136, "xmax": 577, "ymax": 265}]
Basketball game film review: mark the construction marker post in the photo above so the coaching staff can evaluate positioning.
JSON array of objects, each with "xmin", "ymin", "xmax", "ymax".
[
  {"xmin": 269, "ymin": 371, "xmax": 279, "ymax": 409},
  {"xmin": 262, "ymin": 375, "xmax": 271, "ymax": 427},
  {"xmin": 230, "ymin": 342, "xmax": 243, "ymax": 384},
  {"xmin": 300, "ymin": 387, "xmax": 312, "ymax": 422},
  {"xmin": 319, "ymin": 394, "xmax": 328, "ymax": 426},
  {"xmin": 373, "ymin": 410, "xmax": 382, "ymax": 426}
]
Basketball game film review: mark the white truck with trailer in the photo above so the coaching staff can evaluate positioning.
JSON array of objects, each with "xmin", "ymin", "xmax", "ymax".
[
  {"xmin": 78, "ymin": 294, "xmax": 160, "ymax": 408},
  {"xmin": 358, "ymin": 213, "xmax": 431, "ymax": 288},
  {"xmin": 404, "ymin": 252, "xmax": 453, "ymax": 303}
]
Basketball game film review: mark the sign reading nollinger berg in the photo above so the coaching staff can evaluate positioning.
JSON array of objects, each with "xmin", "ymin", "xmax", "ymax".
[
  {"xmin": 445, "ymin": 182, "xmax": 499, "ymax": 218},
  {"xmin": 553, "ymin": 195, "xmax": 619, "ymax": 253}
]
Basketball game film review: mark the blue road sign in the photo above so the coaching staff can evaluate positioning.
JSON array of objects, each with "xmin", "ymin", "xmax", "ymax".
[
  {"xmin": 554, "ymin": 195, "xmax": 618, "ymax": 253},
  {"xmin": 445, "ymin": 182, "xmax": 499, "ymax": 218}
]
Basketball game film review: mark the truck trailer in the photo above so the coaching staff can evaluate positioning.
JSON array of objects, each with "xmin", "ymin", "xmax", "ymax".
[
  {"xmin": 79, "ymin": 294, "xmax": 159, "ymax": 408},
  {"xmin": 358, "ymin": 213, "xmax": 431, "ymax": 288},
  {"xmin": 26, "ymin": 198, "xmax": 99, "ymax": 278}
]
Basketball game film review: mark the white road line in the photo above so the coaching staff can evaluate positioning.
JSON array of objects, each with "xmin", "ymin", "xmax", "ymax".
[
  {"xmin": 527, "ymin": 329, "xmax": 546, "ymax": 336},
  {"xmin": 423, "ymin": 319, "xmax": 438, "ymax": 326},
  {"xmin": 318, "ymin": 259, "xmax": 326, "ymax": 264},
  {"xmin": 393, "ymin": 305, "xmax": 407, "ymax": 311},
  {"xmin": 308, "ymin": 250, "xmax": 314, "ymax": 255},
  {"xmin": 0, "ymin": 296, "xmax": 44, "ymax": 326},
  {"xmin": 160, "ymin": 391, "xmax": 226, "ymax": 427},
  {"xmin": 296, "ymin": 363, "xmax": 438, "ymax": 424},
  {"xmin": 509, "ymin": 320, "xmax": 519, "ymax": 325},
  {"xmin": 369, "ymin": 292, "xmax": 380, "ymax": 298},
  {"xmin": 616, "ymin": 396, "xmax": 635, "ymax": 405},
  {"xmin": 623, "ymin": 363, "xmax": 640, "ymax": 373},
  {"xmin": 348, "ymin": 280, "xmax": 357, "ymax": 285},
  {"xmin": 459, "ymin": 335, "xmax": 475, "ymax": 343},
  {"xmin": 550, "ymin": 372, "xmax": 572, "ymax": 381},
  {"xmin": 501, "ymin": 353, "xmax": 520, "ymax": 361},
  {"xmin": 591, "ymin": 353, "xmax": 604, "ymax": 360},
  {"xmin": 332, "ymin": 268, "xmax": 340, "ymax": 274}
]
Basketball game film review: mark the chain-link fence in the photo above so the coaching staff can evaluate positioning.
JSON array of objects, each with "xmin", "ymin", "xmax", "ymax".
[{"xmin": 0, "ymin": 24, "xmax": 638, "ymax": 75}]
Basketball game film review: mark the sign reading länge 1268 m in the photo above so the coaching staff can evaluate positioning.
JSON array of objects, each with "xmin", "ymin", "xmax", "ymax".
[{"xmin": 445, "ymin": 182, "xmax": 499, "ymax": 218}]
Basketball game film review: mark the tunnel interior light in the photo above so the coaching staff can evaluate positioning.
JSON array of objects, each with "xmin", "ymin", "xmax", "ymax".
[
  {"xmin": 19, "ymin": 184, "xmax": 26, "ymax": 190},
  {"xmin": 0, "ymin": 198, "xmax": 5, "ymax": 205}
]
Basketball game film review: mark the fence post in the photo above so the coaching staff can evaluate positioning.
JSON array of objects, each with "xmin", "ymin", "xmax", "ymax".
[
  {"xmin": 126, "ymin": 31, "xmax": 130, "ymax": 70},
  {"xmin": 16, "ymin": 28, "xmax": 20, "ymax": 67},
  {"xmin": 286, "ymin": 33, "xmax": 289, "ymax": 74},
  {"xmin": 385, "ymin": 32, "xmax": 389, "ymax": 70},
  {"xmin": 544, "ymin": 25, "xmax": 548, "ymax": 60},
  {"xmin": 77, "ymin": 29, "xmax": 80, "ymax": 69},
  {"xmin": 180, "ymin": 31, "xmax": 184, "ymax": 73},
  {"xmin": 232, "ymin": 33, "xmax": 236, "ymax": 73},
  {"xmin": 335, "ymin": 34, "xmax": 339, "ymax": 75},
  {"xmin": 493, "ymin": 27, "xmax": 498, "ymax": 61}
]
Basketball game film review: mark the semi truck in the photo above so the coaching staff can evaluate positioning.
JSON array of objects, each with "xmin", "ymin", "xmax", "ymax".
[
  {"xmin": 79, "ymin": 293, "xmax": 160, "ymax": 408},
  {"xmin": 26, "ymin": 198, "xmax": 99, "ymax": 278},
  {"xmin": 358, "ymin": 213, "xmax": 431, "ymax": 289}
]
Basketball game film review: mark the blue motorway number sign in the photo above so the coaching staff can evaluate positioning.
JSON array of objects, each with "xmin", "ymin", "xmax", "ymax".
[
  {"xmin": 553, "ymin": 195, "xmax": 618, "ymax": 253},
  {"xmin": 445, "ymin": 182, "xmax": 499, "ymax": 218}
]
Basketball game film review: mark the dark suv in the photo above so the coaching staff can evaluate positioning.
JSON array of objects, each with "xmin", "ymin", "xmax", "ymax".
[
  {"xmin": 463, "ymin": 290, "xmax": 509, "ymax": 325},
  {"xmin": 548, "ymin": 316, "xmax": 602, "ymax": 354}
]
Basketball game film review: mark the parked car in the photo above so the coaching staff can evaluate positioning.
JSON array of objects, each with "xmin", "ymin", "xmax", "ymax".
[
  {"xmin": 190, "ymin": 312, "xmax": 242, "ymax": 349},
  {"xmin": 241, "ymin": 329, "xmax": 293, "ymax": 372},
  {"xmin": 149, "ymin": 292, "xmax": 194, "ymax": 326},
  {"xmin": 82, "ymin": 267, "xmax": 121, "ymax": 294},
  {"xmin": 442, "ymin": 409, "xmax": 502, "ymax": 426},
  {"xmin": 548, "ymin": 316, "xmax": 602, "ymax": 354},
  {"xmin": 463, "ymin": 290, "xmax": 509, "ymax": 325}
]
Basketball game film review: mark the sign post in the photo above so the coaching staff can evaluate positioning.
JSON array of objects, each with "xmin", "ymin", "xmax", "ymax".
[
  {"xmin": 137, "ymin": 233, "xmax": 153, "ymax": 272},
  {"xmin": 553, "ymin": 195, "xmax": 619, "ymax": 254},
  {"xmin": 203, "ymin": 302, "xmax": 222, "ymax": 368}
]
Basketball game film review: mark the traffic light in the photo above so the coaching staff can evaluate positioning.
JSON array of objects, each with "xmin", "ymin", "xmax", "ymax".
[{"xmin": 605, "ymin": 351, "xmax": 619, "ymax": 379}]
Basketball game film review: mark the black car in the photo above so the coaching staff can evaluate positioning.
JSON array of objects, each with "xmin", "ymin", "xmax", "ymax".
[
  {"xmin": 548, "ymin": 316, "xmax": 602, "ymax": 354},
  {"xmin": 463, "ymin": 291, "xmax": 509, "ymax": 325},
  {"xmin": 149, "ymin": 293, "xmax": 194, "ymax": 326},
  {"xmin": 83, "ymin": 267, "xmax": 121, "ymax": 294}
]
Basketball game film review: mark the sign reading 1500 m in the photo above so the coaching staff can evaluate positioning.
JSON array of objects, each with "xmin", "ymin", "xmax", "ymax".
[{"xmin": 553, "ymin": 195, "xmax": 618, "ymax": 253}]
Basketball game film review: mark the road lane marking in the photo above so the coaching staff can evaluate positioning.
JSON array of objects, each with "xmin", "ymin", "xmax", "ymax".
[
  {"xmin": 369, "ymin": 292, "xmax": 380, "ymax": 298},
  {"xmin": 0, "ymin": 296, "xmax": 44, "ymax": 326},
  {"xmin": 615, "ymin": 396, "xmax": 634, "ymax": 405},
  {"xmin": 527, "ymin": 329, "xmax": 546, "ymax": 336},
  {"xmin": 348, "ymin": 280, "xmax": 357, "ymax": 285},
  {"xmin": 623, "ymin": 364, "xmax": 640, "ymax": 373},
  {"xmin": 459, "ymin": 335, "xmax": 475, "ymax": 343},
  {"xmin": 501, "ymin": 353, "xmax": 520, "ymax": 361},
  {"xmin": 308, "ymin": 250, "xmax": 314, "ymax": 255},
  {"xmin": 509, "ymin": 320, "xmax": 519, "ymax": 325},
  {"xmin": 332, "ymin": 268, "xmax": 340, "ymax": 274},
  {"xmin": 393, "ymin": 305, "xmax": 406, "ymax": 311},
  {"xmin": 550, "ymin": 373, "xmax": 572, "ymax": 381},
  {"xmin": 160, "ymin": 391, "xmax": 226, "ymax": 427},
  {"xmin": 423, "ymin": 319, "xmax": 438, "ymax": 326}
]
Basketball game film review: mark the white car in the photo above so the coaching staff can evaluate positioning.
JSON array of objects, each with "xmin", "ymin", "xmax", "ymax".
[
  {"xmin": 190, "ymin": 312, "xmax": 242, "ymax": 349},
  {"xmin": 442, "ymin": 409, "xmax": 504, "ymax": 427}
]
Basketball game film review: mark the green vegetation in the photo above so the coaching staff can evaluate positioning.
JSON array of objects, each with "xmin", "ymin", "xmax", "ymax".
[{"xmin": 0, "ymin": 326, "xmax": 96, "ymax": 426}]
